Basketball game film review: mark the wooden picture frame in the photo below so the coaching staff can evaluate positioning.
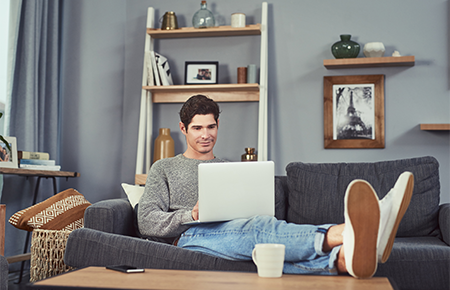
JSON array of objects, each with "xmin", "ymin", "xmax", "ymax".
[
  {"xmin": 0, "ymin": 136, "xmax": 18, "ymax": 168},
  {"xmin": 324, "ymin": 75, "xmax": 385, "ymax": 149},
  {"xmin": 184, "ymin": 61, "xmax": 219, "ymax": 85}
]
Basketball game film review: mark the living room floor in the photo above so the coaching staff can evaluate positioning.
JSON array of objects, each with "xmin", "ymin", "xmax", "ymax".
[{"xmin": 8, "ymin": 272, "xmax": 30, "ymax": 290}]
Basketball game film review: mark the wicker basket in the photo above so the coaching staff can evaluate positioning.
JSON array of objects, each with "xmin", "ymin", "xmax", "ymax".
[{"xmin": 30, "ymin": 229, "xmax": 74, "ymax": 282}]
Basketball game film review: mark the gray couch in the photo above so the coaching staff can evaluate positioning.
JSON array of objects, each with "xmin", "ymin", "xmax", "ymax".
[
  {"xmin": 64, "ymin": 156, "xmax": 450, "ymax": 290},
  {"xmin": 0, "ymin": 255, "xmax": 7, "ymax": 290}
]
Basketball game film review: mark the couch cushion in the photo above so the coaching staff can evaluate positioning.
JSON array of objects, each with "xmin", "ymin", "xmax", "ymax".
[
  {"xmin": 286, "ymin": 156, "xmax": 440, "ymax": 237},
  {"xmin": 274, "ymin": 176, "xmax": 288, "ymax": 220}
]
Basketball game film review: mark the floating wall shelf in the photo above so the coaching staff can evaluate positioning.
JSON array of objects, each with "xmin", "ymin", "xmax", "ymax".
[
  {"xmin": 420, "ymin": 124, "xmax": 450, "ymax": 131},
  {"xmin": 324, "ymin": 56, "xmax": 415, "ymax": 69}
]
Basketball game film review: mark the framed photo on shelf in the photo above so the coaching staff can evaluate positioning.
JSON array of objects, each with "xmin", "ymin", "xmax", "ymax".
[
  {"xmin": 0, "ymin": 136, "xmax": 18, "ymax": 168},
  {"xmin": 323, "ymin": 75, "xmax": 385, "ymax": 149},
  {"xmin": 184, "ymin": 61, "xmax": 218, "ymax": 85}
]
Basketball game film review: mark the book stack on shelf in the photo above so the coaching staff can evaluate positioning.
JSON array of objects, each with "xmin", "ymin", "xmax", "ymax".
[
  {"xmin": 18, "ymin": 151, "xmax": 61, "ymax": 171},
  {"xmin": 146, "ymin": 51, "xmax": 174, "ymax": 86}
]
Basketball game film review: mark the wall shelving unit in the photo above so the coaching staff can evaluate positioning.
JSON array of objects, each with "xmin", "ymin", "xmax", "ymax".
[
  {"xmin": 135, "ymin": 3, "xmax": 268, "ymax": 178},
  {"xmin": 322, "ymin": 55, "xmax": 449, "ymax": 135},
  {"xmin": 323, "ymin": 55, "xmax": 450, "ymax": 132}
]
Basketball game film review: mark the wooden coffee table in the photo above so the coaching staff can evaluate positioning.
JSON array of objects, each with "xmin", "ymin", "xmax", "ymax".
[{"xmin": 29, "ymin": 267, "xmax": 393, "ymax": 290}]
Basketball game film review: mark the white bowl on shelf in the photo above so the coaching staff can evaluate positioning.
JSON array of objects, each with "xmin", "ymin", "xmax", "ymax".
[{"xmin": 363, "ymin": 42, "xmax": 385, "ymax": 57}]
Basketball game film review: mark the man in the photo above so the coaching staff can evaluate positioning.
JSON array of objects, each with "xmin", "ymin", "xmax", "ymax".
[{"xmin": 138, "ymin": 94, "xmax": 413, "ymax": 278}]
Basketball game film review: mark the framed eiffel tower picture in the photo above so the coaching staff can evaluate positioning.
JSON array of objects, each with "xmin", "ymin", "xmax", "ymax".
[{"xmin": 324, "ymin": 75, "xmax": 385, "ymax": 149}]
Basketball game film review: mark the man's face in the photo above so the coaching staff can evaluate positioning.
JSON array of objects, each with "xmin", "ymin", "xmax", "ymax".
[{"xmin": 180, "ymin": 113, "xmax": 218, "ymax": 159}]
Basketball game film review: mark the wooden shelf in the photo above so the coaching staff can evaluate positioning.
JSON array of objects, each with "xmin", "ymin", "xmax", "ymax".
[
  {"xmin": 143, "ymin": 83, "xmax": 260, "ymax": 103},
  {"xmin": 420, "ymin": 123, "xmax": 450, "ymax": 131},
  {"xmin": 7, "ymin": 253, "xmax": 31, "ymax": 264},
  {"xmin": 135, "ymin": 174, "xmax": 147, "ymax": 186},
  {"xmin": 147, "ymin": 24, "xmax": 261, "ymax": 38},
  {"xmin": 0, "ymin": 168, "xmax": 80, "ymax": 177},
  {"xmin": 324, "ymin": 56, "xmax": 415, "ymax": 69}
]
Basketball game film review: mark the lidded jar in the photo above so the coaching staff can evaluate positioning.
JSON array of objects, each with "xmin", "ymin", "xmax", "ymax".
[
  {"xmin": 192, "ymin": 1, "xmax": 215, "ymax": 28},
  {"xmin": 363, "ymin": 42, "xmax": 386, "ymax": 57}
]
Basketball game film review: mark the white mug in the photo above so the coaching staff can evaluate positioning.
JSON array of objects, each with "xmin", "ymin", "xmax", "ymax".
[
  {"xmin": 252, "ymin": 244, "xmax": 285, "ymax": 278},
  {"xmin": 231, "ymin": 13, "xmax": 246, "ymax": 28}
]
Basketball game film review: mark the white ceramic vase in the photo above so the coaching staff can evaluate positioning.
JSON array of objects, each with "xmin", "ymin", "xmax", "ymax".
[{"xmin": 363, "ymin": 42, "xmax": 385, "ymax": 57}]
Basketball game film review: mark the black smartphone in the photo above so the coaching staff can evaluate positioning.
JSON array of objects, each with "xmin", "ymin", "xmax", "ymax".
[{"xmin": 106, "ymin": 265, "xmax": 145, "ymax": 273}]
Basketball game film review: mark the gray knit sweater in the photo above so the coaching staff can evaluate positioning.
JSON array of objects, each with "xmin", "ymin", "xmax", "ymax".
[{"xmin": 137, "ymin": 154, "xmax": 225, "ymax": 240}]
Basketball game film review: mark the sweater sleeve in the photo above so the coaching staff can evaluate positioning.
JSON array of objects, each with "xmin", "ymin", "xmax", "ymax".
[{"xmin": 137, "ymin": 161, "xmax": 194, "ymax": 239}]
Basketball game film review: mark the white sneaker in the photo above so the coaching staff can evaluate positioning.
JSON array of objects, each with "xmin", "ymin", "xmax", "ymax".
[
  {"xmin": 343, "ymin": 179, "xmax": 380, "ymax": 279},
  {"xmin": 377, "ymin": 172, "xmax": 414, "ymax": 263}
]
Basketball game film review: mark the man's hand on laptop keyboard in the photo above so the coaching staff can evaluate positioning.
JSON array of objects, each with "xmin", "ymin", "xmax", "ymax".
[{"xmin": 192, "ymin": 201, "xmax": 199, "ymax": 221}]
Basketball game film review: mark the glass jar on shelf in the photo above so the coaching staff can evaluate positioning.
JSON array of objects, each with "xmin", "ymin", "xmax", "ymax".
[{"xmin": 192, "ymin": 1, "xmax": 215, "ymax": 29}]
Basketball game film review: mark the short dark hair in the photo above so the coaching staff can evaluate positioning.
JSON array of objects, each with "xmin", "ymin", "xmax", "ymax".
[{"xmin": 179, "ymin": 95, "xmax": 220, "ymax": 131}]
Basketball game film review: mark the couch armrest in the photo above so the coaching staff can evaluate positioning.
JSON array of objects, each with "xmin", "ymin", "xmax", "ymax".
[
  {"xmin": 65, "ymin": 228, "xmax": 256, "ymax": 272},
  {"xmin": 439, "ymin": 203, "xmax": 450, "ymax": 245},
  {"xmin": 84, "ymin": 198, "xmax": 137, "ymax": 237}
]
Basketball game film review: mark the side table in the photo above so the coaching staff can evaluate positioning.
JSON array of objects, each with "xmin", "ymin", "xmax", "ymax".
[{"xmin": 1, "ymin": 168, "xmax": 80, "ymax": 283}]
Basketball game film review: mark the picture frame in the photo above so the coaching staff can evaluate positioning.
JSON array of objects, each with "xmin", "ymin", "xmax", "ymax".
[
  {"xmin": 0, "ymin": 136, "xmax": 18, "ymax": 168},
  {"xmin": 324, "ymin": 75, "xmax": 385, "ymax": 149},
  {"xmin": 184, "ymin": 61, "xmax": 219, "ymax": 85}
]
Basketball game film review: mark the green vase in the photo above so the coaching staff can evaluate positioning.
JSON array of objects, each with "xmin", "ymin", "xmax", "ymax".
[{"xmin": 331, "ymin": 34, "xmax": 360, "ymax": 59}]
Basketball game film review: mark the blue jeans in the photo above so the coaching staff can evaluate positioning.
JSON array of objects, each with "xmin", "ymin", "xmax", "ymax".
[{"xmin": 177, "ymin": 215, "xmax": 340, "ymax": 275}]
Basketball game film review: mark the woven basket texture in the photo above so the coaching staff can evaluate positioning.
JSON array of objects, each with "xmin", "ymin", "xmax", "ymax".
[{"xmin": 30, "ymin": 229, "xmax": 74, "ymax": 282}]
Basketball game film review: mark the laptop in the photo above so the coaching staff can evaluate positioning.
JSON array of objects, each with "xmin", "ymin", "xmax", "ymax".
[{"xmin": 183, "ymin": 161, "xmax": 275, "ymax": 225}]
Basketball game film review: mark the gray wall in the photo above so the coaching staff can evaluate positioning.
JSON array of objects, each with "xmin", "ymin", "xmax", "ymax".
[
  {"xmin": 60, "ymin": 0, "xmax": 449, "ymax": 203},
  {"xmin": 3, "ymin": 0, "xmax": 449, "ymax": 260}
]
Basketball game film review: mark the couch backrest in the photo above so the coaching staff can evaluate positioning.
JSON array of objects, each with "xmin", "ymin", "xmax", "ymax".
[
  {"xmin": 275, "ymin": 176, "xmax": 288, "ymax": 220},
  {"xmin": 284, "ymin": 156, "xmax": 440, "ymax": 237}
]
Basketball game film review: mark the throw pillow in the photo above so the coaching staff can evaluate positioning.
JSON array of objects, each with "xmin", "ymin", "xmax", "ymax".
[
  {"xmin": 121, "ymin": 183, "xmax": 144, "ymax": 208},
  {"xmin": 9, "ymin": 188, "xmax": 91, "ymax": 232}
]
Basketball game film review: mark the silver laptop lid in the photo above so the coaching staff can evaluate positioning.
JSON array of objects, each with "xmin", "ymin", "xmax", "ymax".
[{"xmin": 197, "ymin": 161, "xmax": 275, "ymax": 223}]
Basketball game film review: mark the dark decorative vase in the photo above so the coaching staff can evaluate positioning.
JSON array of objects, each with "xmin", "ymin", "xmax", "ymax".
[{"xmin": 331, "ymin": 34, "xmax": 360, "ymax": 59}]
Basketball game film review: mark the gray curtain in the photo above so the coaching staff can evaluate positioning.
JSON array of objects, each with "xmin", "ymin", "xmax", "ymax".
[
  {"xmin": 9, "ymin": 0, "xmax": 60, "ymax": 157},
  {"xmin": 2, "ymin": 0, "xmax": 61, "ymax": 270}
]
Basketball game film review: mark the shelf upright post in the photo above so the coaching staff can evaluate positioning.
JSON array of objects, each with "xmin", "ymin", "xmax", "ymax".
[
  {"xmin": 136, "ymin": 7, "xmax": 155, "ymax": 175},
  {"xmin": 0, "ymin": 204, "xmax": 5, "ymax": 256},
  {"xmin": 258, "ymin": 2, "xmax": 268, "ymax": 161}
]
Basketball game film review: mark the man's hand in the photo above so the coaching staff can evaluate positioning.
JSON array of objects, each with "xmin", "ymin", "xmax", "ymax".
[{"xmin": 192, "ymin": 201, "xmax": 199, "ymax": 220}]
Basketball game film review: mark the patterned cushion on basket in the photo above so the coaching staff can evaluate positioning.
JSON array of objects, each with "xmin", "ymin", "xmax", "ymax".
[{"xmin": 9, "ymin": 188, "xmax": 91, "ymax": 231}]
